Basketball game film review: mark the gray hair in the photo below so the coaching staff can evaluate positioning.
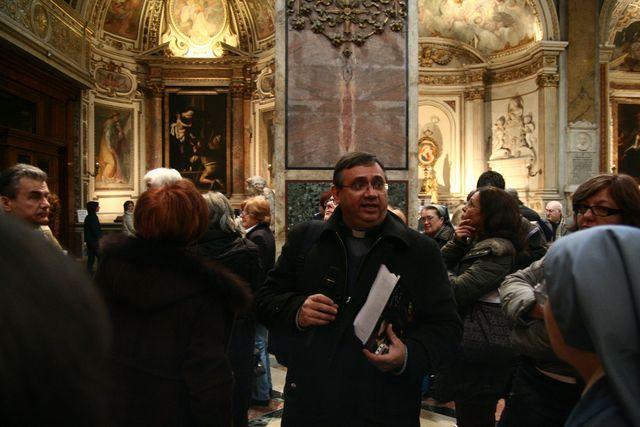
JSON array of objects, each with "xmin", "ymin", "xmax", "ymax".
[
  {"xmin": 0, "ymin": 164, "xmax": 47, "ymax": 198},
  {"xmin": 202, "ymin": 191, "xmax": 238, "ymax": 234},
  {"xmin": 143, "ymin": 168, "xmax": 181, "ymax": 189},
  {"xmin": 246, "ymin": 176, "xmax": 267, "ymax": 195}
]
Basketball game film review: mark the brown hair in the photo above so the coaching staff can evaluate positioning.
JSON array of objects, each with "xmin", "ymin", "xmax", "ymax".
[
  {"xmin": 572, "ymin": 174, "xmax": 640, "ymax": 228},
  {"xmin": 476, "ymin": 186, "xmax": 524, "ymax": 251},
  {"xmin": 134, "ymin": 180, "xmax": 208, "ymax": 245},
  {"xmin": 242, "ymin": 196, "xmax": 271, "ymax": 225},
  {"xmin": 332, "ymin": 152, "xmax": 386, "ymax": 187}
]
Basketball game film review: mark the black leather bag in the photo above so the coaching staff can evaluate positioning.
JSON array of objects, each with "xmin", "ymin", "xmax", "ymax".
[{"xmin": 461, "ymin": 301, "xmax": 515, "ymax": 364}]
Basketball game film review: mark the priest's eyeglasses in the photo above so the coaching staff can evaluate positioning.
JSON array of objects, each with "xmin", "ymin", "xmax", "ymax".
[
  {"xmin": 572, "ymin": 204, "xmax": 622, "ymax": 217},
  {"xmin": 340, "ymin": 177, "xmax": 388, "ymax": 193}
]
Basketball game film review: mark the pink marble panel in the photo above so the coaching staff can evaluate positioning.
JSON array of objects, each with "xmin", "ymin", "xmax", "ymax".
[{"xmin": 286, "ymin": 26, "xmax": 407, "ymax": 169}]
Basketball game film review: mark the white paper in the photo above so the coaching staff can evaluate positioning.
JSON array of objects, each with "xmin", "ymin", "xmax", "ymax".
[
  {"xmin": 353, "ymin": 264, "xmax": 400, "ymax": 344},
  {"xmin": 77, "ymin": 209, "xmax": 88, "ymax": 223}
]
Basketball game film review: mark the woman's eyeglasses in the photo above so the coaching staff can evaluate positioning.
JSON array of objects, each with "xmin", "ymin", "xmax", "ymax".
[{"xmin": 572, "ymin": 204, "xmax": 622, "ymax": 217}]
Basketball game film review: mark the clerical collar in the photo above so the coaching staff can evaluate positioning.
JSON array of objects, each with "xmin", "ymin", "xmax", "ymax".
[
  {"xmin": 351, "ymin": 229, "xmax": 367, "ymax": 238},
  {"xmin": 340, "ymin": 222, "xmax": 382, "ymax": 239}
]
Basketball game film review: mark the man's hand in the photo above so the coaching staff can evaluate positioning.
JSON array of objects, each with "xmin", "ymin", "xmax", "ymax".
[
  {"xmin": 297, "ymin": 294, "xmax": 339, "ymax": 328},
  {"xmin": 362, "ymin": 324, "xmax": 407, "ymax": 373}
]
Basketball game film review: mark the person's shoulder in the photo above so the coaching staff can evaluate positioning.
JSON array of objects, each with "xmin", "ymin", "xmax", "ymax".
[{"xmin": 474, "ymin": 237, "xmax": 515, "ymax": 256}]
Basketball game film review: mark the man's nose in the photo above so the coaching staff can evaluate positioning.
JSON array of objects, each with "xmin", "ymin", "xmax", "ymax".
[{"xmin": 42, "ymin": 197, "xmax": 51, "ymax": 208}]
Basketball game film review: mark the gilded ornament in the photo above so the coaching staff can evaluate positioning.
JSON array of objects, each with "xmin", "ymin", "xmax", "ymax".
[
  {"xmin": 286, "ymin": 0, "xmax": 407, "ymax": 54},
  {"xmin": 419, "ymin": 46, "xmax": 453, "ymax": 67},
  {"xmin": 32, "ymin": 3, "xmax": 49, "ymax": 39},
  {"xmin": 536, "ymin": 73, "xmax": 560, "ymax": 88}
]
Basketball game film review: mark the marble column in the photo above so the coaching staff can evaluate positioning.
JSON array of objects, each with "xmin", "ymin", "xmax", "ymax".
[
  {"xmin": 537, "ymin": 73, "xmax": 561, "ymax": 198},
  {"xmin": 567, "ymin": 0, "xmax": 598, "ymax": 125},
  {"xmin": 229, "ymin": 78, "xmax": 246, "ymax": 205},
  {"xmin": 464, "ymin": 88, "xmax": 486, "ymax": 191},
  {"xmin": 144, "ymin": 82, "xmax": 164, "ymax": 171}
]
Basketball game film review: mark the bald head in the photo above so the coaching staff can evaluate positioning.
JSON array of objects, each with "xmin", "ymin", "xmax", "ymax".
[{"xmin": 545, "ymin": 201, "xmax": 563, "ymax": 223}]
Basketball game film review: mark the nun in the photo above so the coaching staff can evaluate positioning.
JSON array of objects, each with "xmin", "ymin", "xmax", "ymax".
[{"xmin": 542, "ymin": 226, "xmax": 640, "ymax": 426}]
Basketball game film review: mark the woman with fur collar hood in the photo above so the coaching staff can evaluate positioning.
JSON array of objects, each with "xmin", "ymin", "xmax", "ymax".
[{"xmin": 95, "ymin": 180, "xmax": 250, "ymax": 427}]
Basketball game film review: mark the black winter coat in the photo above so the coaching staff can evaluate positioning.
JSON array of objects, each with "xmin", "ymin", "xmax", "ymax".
[
  {"xmin": 95, "ymin": 236, "xmax": 250, "ymax": 427},
  {"xmin": 246, "ymin": 223, "xmax": 275, "ymax": 281},
  {"xmin": 255, "ymin": 209, "xmax": 462, "ymax": 427},
  {"xmin": 191, "ymin": 229, "xmax": 261, "ymax": 427}
]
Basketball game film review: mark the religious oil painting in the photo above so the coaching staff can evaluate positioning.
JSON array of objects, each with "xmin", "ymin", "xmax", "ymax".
[
  {"xmin": 103, "ymin": 0, "xmax": 144, "ymax": 40},
  {"xmin": 616, "ymin": 103, "xmax": 640, "ymax": 180},
  {"xmin": 170, "ymin": 0, "xmax": 227, "ymax": 45},
  {"xmin": 167, "ymin": 93, "xmax": 229, "ymax": 192},
  {"xmin": 418, "ymin": 0, "xmax": 540, "ymax": 55},
  {"xmin": 94, "ymin": 104, "xmax": 134, "ymax": 190},
  {"xmin": 247, "ymin": 0, "xmax": 275, "ymax": 40}
]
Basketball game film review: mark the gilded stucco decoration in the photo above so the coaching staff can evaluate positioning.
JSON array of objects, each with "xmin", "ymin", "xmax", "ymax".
[
  {"xmin": 0, "ymin": 0, "xmax": 32, "ymax": 30},
  {"xmin": 418, "ymin": 0, "xmax": 543, "ymax": 56},
  {"xmin": 419, "ymin": 46, "xmax": 453, "ymax": 67},
  {"xmin": 255, "ymin": 64, "xmax": 275, "ymax": 99},
  {"xmin": 161, "ymin": 0, "xmax": 240, "ymax": 58},
  {"xmin": 418, "ymin": 128, "xmax": 440, "ymax": 202},
  {"xmin": 286, "ymin": 0, "xmax": 407, "ymax": 56},
  {"xmin": 94, "ymin": 61, "xmax": 135, "ymax": 97},
  {"xmin": 32, "ymin": 3, "xmax": 49, "ymax": 38}
]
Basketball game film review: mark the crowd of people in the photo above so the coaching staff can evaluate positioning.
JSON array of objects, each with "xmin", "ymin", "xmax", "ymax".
[{"xmin": 0, "ymin": 155, "xmax": 639, "ymax": 427}]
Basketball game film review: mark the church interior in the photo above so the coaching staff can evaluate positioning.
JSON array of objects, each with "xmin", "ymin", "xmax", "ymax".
[
  {"xmin": 1, "ymin": 0, "xmax": 638, "ymax": 254},
  {"xmin": 1, "ymin": 0, "xmax": 640, "ymax": 425}
]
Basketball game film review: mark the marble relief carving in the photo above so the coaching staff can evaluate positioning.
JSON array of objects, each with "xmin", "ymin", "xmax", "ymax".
[
  {"xmin": 286, "ymin": 0, "xmax": 407, "ymax": 56},
  {"xmin": 490, "ymin": 96, "xmax": 537, "ymax": 160}
]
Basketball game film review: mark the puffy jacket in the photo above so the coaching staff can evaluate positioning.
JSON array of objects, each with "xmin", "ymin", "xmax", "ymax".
[
  {"xmin": 499, "ymin": 258, "xmax": 579, "ymax": 377},
  {"xmin": 442, "ymin": 237, "xmax": 515, "ymax": 309}
]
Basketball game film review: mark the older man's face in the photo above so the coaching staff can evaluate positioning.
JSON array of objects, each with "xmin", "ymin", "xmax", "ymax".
[
  {"xmin": 1, "ymin": 178, "xmax": 50, "ymax": 227},
  {"xmin": 545, "ymin": 203, "xmax": 563, "ymax": 224}
]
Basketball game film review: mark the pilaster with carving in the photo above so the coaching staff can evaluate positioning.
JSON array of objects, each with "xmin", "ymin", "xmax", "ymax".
[{"xmin": 537, "ymin": 72, "xmax": 560, "ymax": 197}]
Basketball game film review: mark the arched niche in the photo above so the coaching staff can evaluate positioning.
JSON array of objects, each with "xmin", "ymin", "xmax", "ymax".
[
  {"xmin": 418, "ymin": 99, "xmax": 461, "ymax": 198},
  {"xmin": 418, "ymin": 0, "xmax": 565, "ymax": 209}
]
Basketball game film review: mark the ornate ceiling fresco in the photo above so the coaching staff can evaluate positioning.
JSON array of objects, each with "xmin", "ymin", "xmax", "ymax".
[
  {"xmin": 418, "ymin": 0, "xmax": 543, "ymax": 57},
  {"xmin": 610, "ymin": 3, "xmax": 640, "ymax": 72},
  {"xmin": 162, "ymin": 0, "xmax": 237, "ymax": 57},
  {"xmin": 89, "ymin": 0, "xmax": 274, "ymax": 56}
]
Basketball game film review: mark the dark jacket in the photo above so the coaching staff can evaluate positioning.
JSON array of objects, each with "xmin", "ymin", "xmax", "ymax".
[
  {"xmin": 431, "ymin": 223, "xmax": 455, "ymax": 248},
  {"xmin": 191, "ymin": 229, "xmax": 261, "ymax": 427},
  {"xmin": 519, "ymin": 204, "xmax": 553, "ymax": 242},
  {"xmin": 246, "ymin": 222, "xmax": 275, "ymax": 281},
  {"xmin": 516, "ymin": 218, "xmax": 547, "ymax": 270},
  {"xmin": 437, "ymin": 237, "xmax": 516, "ymax": 401},
  {"xmin": 95, "ymin": 236, "xmax": 250, "ymax": 427},
  {"xmin": 83, "ymin": 212, "xmax": 102, "ymax": 245},
  {"xmin": 255, "ymin": 208, "xmax": 462, "ymax": 426},
  {"xmin": 442, "ymin": 237, "xmax": 515, "ymax": 309}
]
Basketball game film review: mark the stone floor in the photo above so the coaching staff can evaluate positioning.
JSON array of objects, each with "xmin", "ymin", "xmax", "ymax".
[{"xmin": 248, "ymin": 356, "xmax": 458, "ymax": 427}]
